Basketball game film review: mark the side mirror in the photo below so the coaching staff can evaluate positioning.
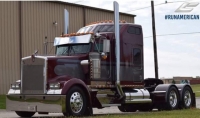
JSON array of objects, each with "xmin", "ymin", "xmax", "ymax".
[{"xmin": 103, "ymin": 39, "xmax": 110, "ymax": 53}]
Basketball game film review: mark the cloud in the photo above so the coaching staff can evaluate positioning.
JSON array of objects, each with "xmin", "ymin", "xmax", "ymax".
[{"xmin": 144, "ymin": 47, "xmax": 200, "ymax": 78}]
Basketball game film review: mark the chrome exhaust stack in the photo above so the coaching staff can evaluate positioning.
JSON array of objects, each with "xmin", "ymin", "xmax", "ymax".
[{"xmin": 114, "ymin": 1, "xmax": 124, "ymax": 99}]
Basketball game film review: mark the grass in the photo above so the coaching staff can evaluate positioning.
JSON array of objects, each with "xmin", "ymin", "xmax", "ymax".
[
  {"xmin": 0, "ymin": 95, "xmax": 6, "ymax": 109},
  {"xmin": 191, "ymin": 84, "xmax": 200, "ymax": 97},
  {"xmin": 91, "ymin": 109, "xmax": 200, "ymax": 118}
]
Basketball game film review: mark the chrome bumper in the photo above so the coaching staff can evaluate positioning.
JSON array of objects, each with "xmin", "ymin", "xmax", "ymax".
[{"xmin": 6, "ymin": 94, "xmax": 66, "ymax": 113}]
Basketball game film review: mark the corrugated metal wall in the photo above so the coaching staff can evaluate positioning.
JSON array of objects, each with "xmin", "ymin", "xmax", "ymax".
[
  {"xmin": 85, "ymin": 8, "xmax": 134, "ymax": 24},
  {"xmin": 0, "ymin": 2, "xmax": 20, "ymax": 94},
  {"xmin": 22, "ymin": 1, "xmax": 63, "ymax": 57},
  {"xmin": 21, "ymin": 2, "xmax": 85, "ymax": 57},
  {"xmin": 0, "ymin": 1, "xmax": 135, "ymax": 94}
]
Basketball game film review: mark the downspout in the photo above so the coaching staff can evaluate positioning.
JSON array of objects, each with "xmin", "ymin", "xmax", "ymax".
[
  {"xmin": 114, "ymin": 1, "xmax": 124, "ymax": 99},
  {"xmin": 83, "ymin": 7, "xmax": 86, "ymax": 26},
  {"xmin": 19, "ymin": 1, "xmax": 22, "ymax": 76},
  {"xmin": 64, "ymin": 9, "xmax": 69, "ymax": 34}
]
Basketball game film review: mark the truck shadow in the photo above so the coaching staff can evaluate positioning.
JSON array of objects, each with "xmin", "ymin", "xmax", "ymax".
[{"xmin": 31, "ymin": 111, "xmax": 152, "ymax": 118}]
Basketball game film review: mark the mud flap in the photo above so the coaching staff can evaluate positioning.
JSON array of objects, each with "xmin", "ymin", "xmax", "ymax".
[{"xmin": 192, "ymin": 93, "xmax": 196, "ymax": 108}]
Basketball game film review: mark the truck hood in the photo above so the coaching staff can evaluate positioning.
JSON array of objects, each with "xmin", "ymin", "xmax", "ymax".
[{"xmin": 45, "ymin": 54, "xmax": 89, "ymax": 82}]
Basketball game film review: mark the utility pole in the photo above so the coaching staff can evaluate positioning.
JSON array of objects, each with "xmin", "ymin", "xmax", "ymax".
[{"xmin": 151, "ymin": 0, "xmax": 159, "ymax": 79}]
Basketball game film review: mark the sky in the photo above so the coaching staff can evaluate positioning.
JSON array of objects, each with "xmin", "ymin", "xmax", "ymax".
[{"xmin": 64, "ymin": 0, "xmax": 200, "ymax": 79}]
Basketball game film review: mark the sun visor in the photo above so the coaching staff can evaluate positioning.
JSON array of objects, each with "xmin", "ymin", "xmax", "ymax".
[{"xmin": 54, "ymin": 34, "xmax": 92, "ymax": 46}]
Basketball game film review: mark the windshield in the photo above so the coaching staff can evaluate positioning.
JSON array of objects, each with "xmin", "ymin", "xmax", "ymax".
[
  {"xmin": 77, "ymin": 26, "xmax": 93, "ymax": 33},
  {"xmin": 93, "ymin": 25, "xmax": 123, "ymax": 33},
  {"xmin": 77, "ymin": 25, "xmax": 122, "ymax": 34},
  {"xmin": 56, "ymin": 43, "xmax": 91, "ymax": 56}
]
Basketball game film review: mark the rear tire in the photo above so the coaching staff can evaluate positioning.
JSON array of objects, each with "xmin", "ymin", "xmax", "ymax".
[
  {"xmin": 165, "ymin": 86, "xmax": 179, "ymax": 110},
  {"xmin": 180, "ymin": 86, "xmax": 193, "ymax": 109},
  {"xmin": 63, "ymin": 86, "xmax": 88, "ymax": 116},
  {"xmin": 15, "ymin": 111, "xmax": 35, "ymax": 117}
]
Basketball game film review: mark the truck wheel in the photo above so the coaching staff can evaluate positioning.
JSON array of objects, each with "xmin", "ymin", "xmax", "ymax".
[
  {"xmin": 15, "ymin": 111, "xmax": 35, "ymax": 117},
  {"xmin": 166, "ymin": 86, "xmax": 179, "ymax": 110},
  {"xmin": 180, "ymin": 86, "xmax": 193, "ymax": 109},
  {"xmin": 63, "ymin": 86, "xmax": 87, "ymax": 116}
]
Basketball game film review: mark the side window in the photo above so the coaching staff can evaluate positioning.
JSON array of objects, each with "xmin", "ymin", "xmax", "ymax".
[
  {"xmin": 133, "ymin": 48, "xmax": 141, "ymax": 66},
  {"xmin": 127, "ymin": 26, "xmax": 141, "ymax": 35},
  {"xmin": 94, "ymin": 43, "xmax": 103, "ymax": 52},
  {"xmin": 93, "ymin": 26, "xmax": 102, "ymax": 33},
  {"xmin": 92, "ymin": 25, "xmax": 122, "ymax": 33}
]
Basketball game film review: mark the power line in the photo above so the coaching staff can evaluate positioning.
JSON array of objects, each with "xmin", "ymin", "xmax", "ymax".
[
  {"xmin": 144, "ymin": 32, "xmax": 200, "ymax": 38},
  {"xmin": 126, "ymin": 3, "xmax": 166, "ymax": 12},
  {"xmin": 125, "ymin": 1, "xmax": 187, "ymax": 12}
]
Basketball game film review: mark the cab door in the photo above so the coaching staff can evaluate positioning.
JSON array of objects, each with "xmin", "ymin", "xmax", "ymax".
[
  {"xmin": 131, "ymin": 45, "xmax": 143, "ymax": 82},
  {"xmin": 122, "ymin": 25, "xmax": 144, "ymax": 83},
  {"xmin": 93, "ymin": 39, "xmax": 110, "ymax": 81}
]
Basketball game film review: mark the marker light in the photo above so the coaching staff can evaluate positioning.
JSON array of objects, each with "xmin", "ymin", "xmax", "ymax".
[{"xmin": 101, "ymin": 52, "xmax": 107, "ymax": 60}]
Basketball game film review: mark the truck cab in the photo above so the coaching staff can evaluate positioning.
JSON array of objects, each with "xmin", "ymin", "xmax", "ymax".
[{"xmin": 54, "ymin": 22, "xmax": 144, "ymax": 85}]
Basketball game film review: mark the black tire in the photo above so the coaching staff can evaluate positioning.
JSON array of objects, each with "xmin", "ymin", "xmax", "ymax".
[
  {"xmin": 63, "ymin": 86, "xmax": 88, "ymax": 116},
  {"xmin": 15, "ymin": 111, "xmax": 35, "ymax": 117},
  {"xmin": 84, "ymin": 104, "xmax": 93, "ymax": 116},
  {"xmin": 165, "ymin": 86, "xmax": 179, "ymax": 110},
  {"xmin": 180, "ymin": 86, "xmax": 194, "ymax": 109}
]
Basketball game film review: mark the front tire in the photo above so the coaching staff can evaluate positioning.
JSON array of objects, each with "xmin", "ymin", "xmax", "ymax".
[
  {"xmin": 15, "ymin": 111, "xmax": 35, "ymax": 117},
  {"xmin": 63, "ymin": 86, "xmax": 88, "ymax": 116},
  {"xmin": 165, "ymin": 86, "xmax": 179, "ymax": 110}
]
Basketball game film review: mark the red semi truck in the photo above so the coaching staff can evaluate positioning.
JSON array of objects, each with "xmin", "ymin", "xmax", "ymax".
[{"xmin": 6, "ymin": 1, "xmax": 195, "ymax": 117}]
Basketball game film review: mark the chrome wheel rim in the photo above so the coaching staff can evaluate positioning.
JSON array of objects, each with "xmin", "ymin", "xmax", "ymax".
[
  {"xmin": 184, "ymin": 90, "xmax": 191, "ymax": 107},
  {"xmin": 70, "ymin": 92, "xmax": 83, "ymax": 113},
  {"xmin": 169, "ymin": 90, "xmax": 177, "ymax": 107}
]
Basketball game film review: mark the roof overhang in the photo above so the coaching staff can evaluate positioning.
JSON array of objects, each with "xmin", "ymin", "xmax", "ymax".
[
  {"xmin": 50, "ymin": 1, "xmax": 136, "ymax": 17},
  {"xmin": 54, "ymin": 34, "xmax": 92, "ymax": 46}
]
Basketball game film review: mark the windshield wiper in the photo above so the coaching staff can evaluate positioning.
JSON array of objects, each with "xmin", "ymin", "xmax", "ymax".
[
  {"xmin": 70, "ymin": 46, "xmax": 75, "ymax": 55},
  {"xmin": 61, "ymin": 46, "xmax": 76, "ymax": 56},
  {"xmin": 61, "ymin": 47, "xmax": 70, "ymax": 55}
]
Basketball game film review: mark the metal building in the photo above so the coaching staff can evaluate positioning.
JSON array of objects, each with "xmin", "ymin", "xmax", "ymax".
[{"xmin": 0, "ymin": 1, "xmax": 135, "ymax": 94}]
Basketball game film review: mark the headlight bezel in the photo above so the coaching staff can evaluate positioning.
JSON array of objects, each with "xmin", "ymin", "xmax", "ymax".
[
  {"xmin": 11, "ymin": 82, "xmax": 21, "ymax": 89},
  {"xmin": 49, "ymin": 83, "xmax": 61, "ymax": 89}
]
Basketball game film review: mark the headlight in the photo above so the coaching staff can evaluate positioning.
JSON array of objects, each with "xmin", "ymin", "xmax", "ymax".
[
  {"xmin": 11, "ymin": 83, "xmax": 20, "ymax": 89},
  {"xmin": 49, "ymin": 83, "xmax": 60, "ymax": 89}
]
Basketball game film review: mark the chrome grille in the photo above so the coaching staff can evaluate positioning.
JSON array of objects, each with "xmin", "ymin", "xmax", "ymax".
[{"xmin": 21, "ymin": 57, "xmax": 46, "ymax": 94}]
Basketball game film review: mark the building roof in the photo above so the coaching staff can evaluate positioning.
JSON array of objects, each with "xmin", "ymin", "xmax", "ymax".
[
  {"xmin": 51, "ymin": 1, "xmax": 136, "ymax": 17},
  {"xmin": 173, "ymin": 76, "xmax": 193, "ymax": 80},
  {"xmin": 160, "ymin": 76, "xmax": 194, "ymax": 80}
]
